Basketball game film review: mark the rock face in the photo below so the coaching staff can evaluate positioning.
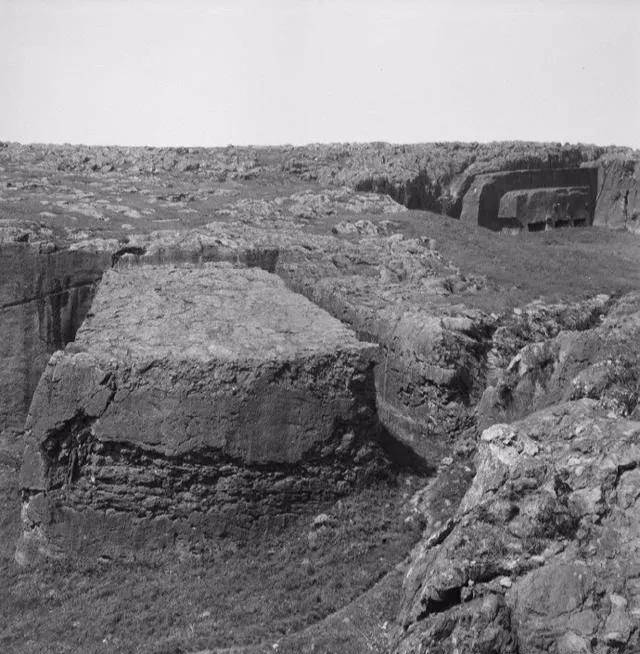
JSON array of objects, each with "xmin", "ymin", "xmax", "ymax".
[
  {"xmin": 1, "ymin": 215, "xmax": 490, "ymax": 467},
  {"xmin": 591, "ymin": 158, "xmax": 640, "ymax": 232},
  {"xmin": 395, "ymin": 293, "xmax": 640, "ymax": 653},
  {"xmin": 268, "ymin": 229, "xmax": 492, "ymax": 460},
  {"xmin": 478, "ymin": 293, "xmax": 640, "ymax": 428},
  {"xmin": 16, "ymin": 264, "xmax": 386, "ymax": 562},
  {"xmin": 460, "ymin": 168, "xmax": 598, "ymax": 231},
  {"xmin": 72, "ymin": 222, "xmax": 492, "ymax": 461},
  {"xmin": 498, "ymin": 186, "xmax": 591, "ymax": 231},
  {"xmin": 0, "ymin": 243, "xmax": 108, "ymax": 450},
  {"xmin": 398, "ymin": 400, "xmax": 640, "ymax": 653},
  {"xmin": 280, "ymin": 142, "xmax": 612, "ymax": 216}
]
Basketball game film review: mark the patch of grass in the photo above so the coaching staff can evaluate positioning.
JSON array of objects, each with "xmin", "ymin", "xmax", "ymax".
[
  {"xmin": 0, "ymin": 472, "xmax": 424, "ymax": 654},
  {"xmin": 379, "ymin": 211, "xmax": 640, "ymax": 312}
]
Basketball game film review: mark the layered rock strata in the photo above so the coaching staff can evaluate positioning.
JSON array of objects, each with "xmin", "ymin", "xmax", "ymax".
[{"xmin": 16, "ymin": 264, "xmax": 385, "ymax": 562}]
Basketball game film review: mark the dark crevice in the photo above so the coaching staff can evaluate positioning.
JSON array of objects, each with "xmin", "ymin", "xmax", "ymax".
[
  {"xmin": 420, "ymin": 586, "xmax": 463, "ymax": 616},
  {"xmin": 111, "ymin": 245, "xmax": 147, "ymax": 265},
  {"xmin": 354, "ymin": 170, "xmax": 448, "ymax": 214}
]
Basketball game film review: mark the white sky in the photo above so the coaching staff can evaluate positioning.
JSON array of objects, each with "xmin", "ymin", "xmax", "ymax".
[{"xmin": 1, "ymin": 0, "xmax": 639, "ymax": 148}]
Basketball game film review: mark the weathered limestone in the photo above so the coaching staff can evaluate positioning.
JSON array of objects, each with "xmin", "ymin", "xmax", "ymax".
[
  {"xmin": 590, "ymin": 158, "xmax": 640, "ymax": 232},
  {"xmin": 270, "ymin": 230, "xmax": 492, "ymax": 460},
  {"xmin": 89, "ymin": 223, "xmax": 492, "ymax": 461},
  {"xmin": 397, "ymin": 399, "xmax": 640, "ymax": 653},
  {"xmin": 16, "ymin": 264, "xmax": 384, "ymax": 562},
  {"xmin": 0, "ymin": 243, "xmax": 109, "ymax": 448},
  {"xmin": 478, "ymin": 293, "xmax": 640, "ymax": 428},
  {"xmin": 498, "ymin": 186, "xmax": 591, "ymax": 231},
  {"xmin": 460, "ymin": 168, "xmax": 597, "ymax": 230},
  {"xmin": 396, "ymin": 293, "xmax": 640, "ymax": 653}
]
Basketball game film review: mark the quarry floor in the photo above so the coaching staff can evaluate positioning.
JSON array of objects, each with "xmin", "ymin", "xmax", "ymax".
[{"xmin": 1, "ymin": 462, "xmax": 472, "ymax": 654}]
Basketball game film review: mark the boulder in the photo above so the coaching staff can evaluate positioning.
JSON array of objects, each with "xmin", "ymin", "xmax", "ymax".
[
  {"xmin": 459, "ymin": 168, "xmax": 597, "ymax": 230},
  {"xmin": 16, "ymin": 264, "xmax": 384, "ymax": 563}
]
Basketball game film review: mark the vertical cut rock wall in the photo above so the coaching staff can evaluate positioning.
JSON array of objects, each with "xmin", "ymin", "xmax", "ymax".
[{"xmin": 0, "ymin": 245, "xmax": 109, "ymax": 447}]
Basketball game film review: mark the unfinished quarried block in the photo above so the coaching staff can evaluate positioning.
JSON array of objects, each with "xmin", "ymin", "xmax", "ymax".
[
  {"xmin": 459, "ymin": 167, "xmax": 597, "ymax": 230},
  {"xmin": 17, "ymin": 263, "xmax": 382, "ymax": 562},
  {"xmin": 498, "ymin": 186, "xmax": 591, "ymax": 231}
]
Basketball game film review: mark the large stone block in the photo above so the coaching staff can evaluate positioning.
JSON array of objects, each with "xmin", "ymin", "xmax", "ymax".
[
  {"xmin": 17, "ymin": 263, "xmax": 383, "ymax": 562},
  {"xmin": 498, "ymin": 186, "xmax": 591, "ymax": 231},
  {"xmin": 460, "ymin": 168, "xmax": 597, "ymax": 230}
]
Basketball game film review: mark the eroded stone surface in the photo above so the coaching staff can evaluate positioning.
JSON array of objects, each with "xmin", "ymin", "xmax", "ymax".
[
  {"xmin": 66, "ymin": 222, "xmax": 493, "ymax": 460},
  {"xmin": 478, "ymin": 293, "xmax": 640, "ymax": 427},
  {"xmin": 591, "ymin": 158, "xmax": 640, "ymax": 232},
  {"xmin": 397, "ymin": 399, "xmax": 640, "ymax": 653},
  {"xmin": 17, "ymin": 264, "xmax": 386, "ymax": 562},
  {"xmin": 3, "ymin": 141, "xmax": 640, "ymax": 651}
]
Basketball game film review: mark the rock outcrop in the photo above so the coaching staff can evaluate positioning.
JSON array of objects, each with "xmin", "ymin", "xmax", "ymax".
[
  {"xmin": 58, "ymin": 222, "xmax": 493, "ymax": 461},
  {"xmin": 397, "ymin": 399, "xmax": 640, "ymax": 653},
  {"xmin": 16, "ymin": 264, "xmax": 387, "ymax": 563},
  {"xmin": 2, "ymin": 140, "xmax": 640, "ymax": 651},
  {"xmin": 478, "ymin": 293, "xmax": 640, "ymax": 428},
  {"xmin": 396, "ymin": 292, "xmax": 640, "ymax": 653},
  {"xmin": 591, "ymin": 158, "xmax": 640, "ymax": 233}
]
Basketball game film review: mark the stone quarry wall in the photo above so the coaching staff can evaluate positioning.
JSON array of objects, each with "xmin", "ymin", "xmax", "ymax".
[
  {"xmin": 459, "ymin": 168, "xmax": 598, "ymax": 231},
  {"xmin": 0, "ymin": 244, "xmax": 109, "ymax": 449},
  {"xmin": 591, "ymin": 158, "xmax": 640, "ymax": 231}
]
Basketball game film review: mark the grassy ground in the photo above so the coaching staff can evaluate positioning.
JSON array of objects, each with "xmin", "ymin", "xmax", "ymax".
[
  {"xmin": 0, "ymin": 463, "xmax": 426, "ymax": 654},
  {"xmin": 372, "ymin": 211, "xmax": 640, "ymax": 312}
]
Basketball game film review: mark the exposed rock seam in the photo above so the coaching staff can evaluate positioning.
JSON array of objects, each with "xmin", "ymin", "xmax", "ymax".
[{"xmin": 0, "ymin": 280, "xmax": 98, "ymax": 311}]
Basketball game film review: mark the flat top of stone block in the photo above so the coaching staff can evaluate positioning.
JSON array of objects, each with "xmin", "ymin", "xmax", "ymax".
[
  {"xmin": 501, "ymin": 186, "xmax": 590, "ymax": 197},
  {"xmin": 474, "ymin": 167, "xmax": 591, "ymax": 181},
  {"xmin": 76, "ymin": 263, "xmax": 372, "ymax": 362}
]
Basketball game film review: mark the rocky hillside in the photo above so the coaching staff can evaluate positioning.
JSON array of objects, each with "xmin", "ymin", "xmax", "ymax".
[{"xmin": 3, "ymin": 139, "xmax": 638, "ymax": 230}]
